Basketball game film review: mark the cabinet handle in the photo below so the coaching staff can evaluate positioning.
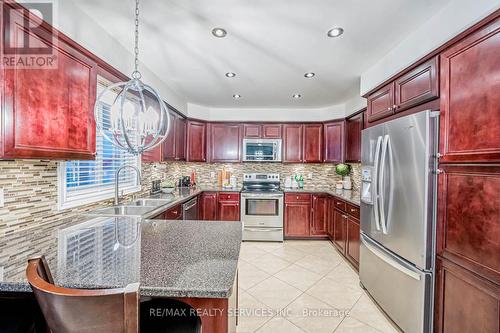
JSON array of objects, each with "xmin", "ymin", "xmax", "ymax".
[
  {"xmin": 350, "ymin": 208, "xmax": 356, "ymax": 212},
  {"xmin": 393, "ymin": 104, "xmax": 397, "ymax": 110},
  {"xmin": 387, "ymin": 107, "xmax": 392, "ymax": 111},
  {"xmin": 337, "ymin": 202, "xmax": 342, "ymax": 205},
  {"xmin": 296, "ymin": 196, "xmax": 299, "ymax": 200}
]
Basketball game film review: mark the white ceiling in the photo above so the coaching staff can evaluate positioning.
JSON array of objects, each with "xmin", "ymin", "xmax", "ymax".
[{"xmin": 72, "ymin": 0, "xmax": 450, "ymax": 109}]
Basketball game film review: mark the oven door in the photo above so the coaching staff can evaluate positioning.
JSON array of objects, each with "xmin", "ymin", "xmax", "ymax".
[{"xmin": 241, "ymin": 194, "xmax": 283, "ymax": 228}]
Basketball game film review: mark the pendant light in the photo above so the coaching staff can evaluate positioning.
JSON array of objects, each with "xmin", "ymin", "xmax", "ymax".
[{"xmin": 94, "ymin": 0, "xmax": 170, "ymax": 155}]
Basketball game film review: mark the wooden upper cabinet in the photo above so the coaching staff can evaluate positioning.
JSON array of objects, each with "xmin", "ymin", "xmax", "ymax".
[
  {"xmin": 262, "ymin": 124, "xmax": 282, "ymax": 138},
  {"xmin": 440, "ymin": 17, "xmax": 500, "ymax": 162},
  {"xmin": 174, "ymin": 117, "xmax": 186, "ymax": 161},
  {"xmin": 243, "ymin": 124, "xmax": 261, "ymax": 138},
  {"xmin": 283, "ymin": 124, "xmax": 303, "ymax": 162},
  {"xmin": 394, "ymin": 56, "xmax": 439, "ymax": 112},
  {"xmin": 311, "ymin": 194, "xmax": 328, "ymax": 236},
  {"xmin": 1, "ymin": 4, "xmax": 97, "ymax": 160},
  {"xmin": 186, "ymin": 120, "xmax": 206, "ymax": 162},
  {"xmin": 141, "ymin": 144, "xmax": 162, "ymax": 163},
  {"xmin": 366, "ymin": 83, "xmax": 394, "ymax": 123},
  {"xmin": 437, "ymin": 165, "xmax": 500, "ymax": 283},
  {"xmin": 303, "ymin": 124, "xmax": 323, "ymax": 163},
  {"xmin": 208, "ymin": 123, "xmax": 242, "ymax": 162},
  {"xmin": 323, "ymin": 121, "xmax": 344, "ymax": 163},
  {"xmin": 162, "ymin": 111, "xmax": 177, "ymax": 160},
  {"xmin": 345, "ymin": 112, "xmax": 363, "ymax": 163}
]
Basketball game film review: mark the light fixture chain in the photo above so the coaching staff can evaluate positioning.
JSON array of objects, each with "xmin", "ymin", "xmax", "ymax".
[{"xmin": 132, "ymin": 0, "xmax": 141, "ymax": 79}]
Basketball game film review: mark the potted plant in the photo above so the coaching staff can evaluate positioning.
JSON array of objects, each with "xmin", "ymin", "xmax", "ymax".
[{"xmin": 335, "ymin": 163, "xmax": 352, "ymax": 190}]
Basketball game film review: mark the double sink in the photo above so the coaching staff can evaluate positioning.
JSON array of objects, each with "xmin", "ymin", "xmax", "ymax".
[{"xmin": 87, "ymin": 197, "xmax": 176, "ymax": 219}]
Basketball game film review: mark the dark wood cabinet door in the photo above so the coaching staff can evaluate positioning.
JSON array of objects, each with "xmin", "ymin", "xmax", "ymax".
[
  {"xmin": 262, "ymin": 124, "xmax": 282, "ymax": 138},
  {"xmin": 345, "ymin": 112, "xmax": 363, "ymax": 163},
  {"xmin": 1, "ymin": 5, "xmax": 97, "ymax": 159},
  {"xmin": 209, "ymin": 123, "xmax": 242, "ymax": 162},
  {"xmin": 366, "ymin": 83, "xmax": 394, "ymax": 123},
  {"xmin": 346, "ymin": 216, "xmax": 360, "ymax": 270},
  {"xmin": 200, "ymin": 192, "xmax": 217, "ymax": 220},
  {"xmin": 437, "ymin": 165, "xmax": 500, "ymax": 283},
  {"xmin": 434, "ymin": 258, "xmax": 500, "ymax": 333},
  {"xmin": 333, "ymin": 209, "xmax": 347, "ymax": 253},
  {"xmin": 324, "ymin": 121, "xmax": 345, "ymax": 163},
  {"xmin": 303, "ymin": 124, "xmax": 323, "ymax": 163},
  {"xmin": 186, "ymin": 120, "xmax": 206, "ymax": 162},
  {"xmin": 141, "ymin": 144, "xmax": 162, "ymax": 163},
  {"xmin": 243, "ymin": 124, "xmax": 261, "ymax": 138},
  {"xmin": 162, "ymin": 111, "xmax": 177, "ymax": 160},
  {"xmin": 311, "ymin": 195, "xmax": 328, "ymax": 236},
  {"xmin": 282, "ymin": 124, "xmax": 303, "ymax": 162},
  {"xmin": 327, "ymin": 197, "xmax": 335, "ymax": 239},
  {"xmin": 440, "ymin": 17, "xmax": 500, "ymax": 162},
  {"xmin": 165, "ymin": 204, "xmax": 183, "ymax": 220},
  {"xmin": 174, "ymin": 117, "xmax": 186, "ymax": 161},
  {"xmin": 284, "ymin": 203, "xmax": 310, "ymax": 237},
  {"xmin": 394, "ymin": 56, "xmax": 438, "ymax": 112},
  {"xmin": 218, "ymin": 201, "xmax": 240, "ymax": 221}
]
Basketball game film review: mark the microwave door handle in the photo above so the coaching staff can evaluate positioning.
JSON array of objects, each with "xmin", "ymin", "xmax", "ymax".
[
  {"xmin": 373, "ymin": 136, "xmax": 383, "ymax": 231},
  {"xmin": 379, "ymin": 135, "xmax": 390, "ymax": 234}
]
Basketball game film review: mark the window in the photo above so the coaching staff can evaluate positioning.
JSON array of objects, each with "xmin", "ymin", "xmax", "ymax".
[{"xmin": 58, "ymin": 77, "xmax": 141, "ymax": 210}]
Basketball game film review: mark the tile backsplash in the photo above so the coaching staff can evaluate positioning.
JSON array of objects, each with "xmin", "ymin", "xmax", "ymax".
[{"xmin": 0, "ymin": 159, "xmax": 360, "ymax": 235}]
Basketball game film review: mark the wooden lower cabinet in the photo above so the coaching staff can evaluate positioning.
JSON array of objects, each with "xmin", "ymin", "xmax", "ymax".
[
  {"xmin": 333, "ymin": 209, "xmax": 347, "ymax": 253},
  {"xmin": 326, "ymin": 197, "xmax": 335, "ymax": 239},
  {"xmin": 218, "ymin": 201, "xmax": 240, "ymax": 221},
  {"xmin": 200, "ymin": 192, "xmax": 218, "ymax": 220},
  {"xmin": 284, "ymin": 202, "xmax": 311, "ymax": 237},
  {"xmin": 346, "ymin": 216, "xmax": 360, "ymax": 269},
  {"xmin": 311, "ymin": 194, "xmax": 328, "ymax": 236},
  {"xmin": 434, "ymin": 257, "xmax": 500, "ymax": 333}
]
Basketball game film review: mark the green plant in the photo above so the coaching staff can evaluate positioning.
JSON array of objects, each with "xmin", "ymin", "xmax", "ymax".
[{"xmin": 335, "ymin": 163, "xmax": 352, "ymax": 177}]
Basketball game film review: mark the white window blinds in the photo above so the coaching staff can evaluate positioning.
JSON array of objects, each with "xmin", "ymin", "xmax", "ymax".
[{"xmin": 58, "ymin": 77, "xmax": 141, "ymax": 210}]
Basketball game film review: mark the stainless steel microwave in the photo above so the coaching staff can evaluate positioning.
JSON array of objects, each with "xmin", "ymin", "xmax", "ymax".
[{"xmin": 242, "ymin": 139, "xmax": 282, "ymax": 162}]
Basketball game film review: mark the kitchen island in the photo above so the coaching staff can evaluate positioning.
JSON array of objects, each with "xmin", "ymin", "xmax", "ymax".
[{"xmin": 0, "ymin": 216, "xmax": 241, "ymax": 333}]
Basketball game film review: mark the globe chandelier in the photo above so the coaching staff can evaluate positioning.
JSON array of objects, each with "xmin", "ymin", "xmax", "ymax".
[{"xmin": 94, "ymin": 0, "xmax": 170, "ymax": 155}]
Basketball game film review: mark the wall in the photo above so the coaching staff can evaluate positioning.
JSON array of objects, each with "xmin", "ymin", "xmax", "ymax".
[{"xmin": 360, "ymin": 0, "xmax": 500, "ymax": 95}]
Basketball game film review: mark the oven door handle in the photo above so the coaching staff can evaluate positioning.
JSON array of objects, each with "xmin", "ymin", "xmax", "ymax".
[
  {"xmin": 244, "ymin": 227, "xmax": 279, "ymax": 232},
  {"xmin": 241, "ymin": 194, "xmax": 283, "ymax": 199}
]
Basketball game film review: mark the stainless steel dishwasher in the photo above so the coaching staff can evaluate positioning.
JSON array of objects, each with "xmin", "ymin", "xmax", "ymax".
[{"xmin": 183, "ymin": 197, "xmax": 198, "ymax": 220}]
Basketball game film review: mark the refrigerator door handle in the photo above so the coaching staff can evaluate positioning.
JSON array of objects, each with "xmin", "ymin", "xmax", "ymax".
[
  {"xmin": 361, "ymin": 234, "xmax": 421, "ymax": 281},
  {"xmin": 373, "ymin": 136, "xmax": 383, "ymax": 231},
  {"xmin": 379, "ymin": 134, "xmax": 390, "ymax": 234}
]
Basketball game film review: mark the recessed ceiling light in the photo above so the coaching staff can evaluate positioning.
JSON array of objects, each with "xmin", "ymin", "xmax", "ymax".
[
  {"xmin": 225, "ymin": 72, "xmax": 236, "ymax": 78},
  {"xmin": 233, "ymin": 94, "xmax": 241, "ymax": 99},
  {"xmin": 292, "ymin": 94, "xmax": 302, "ymax": 99},
  {"xmin": 327, "ymin": 27, "xmax": 344, "ymax": 38},
  {"xmin": 304, "ymin": 72, "xmax": 315, "ymax": 78},
  {"xmin": 212, "ymin": 28, "xmax": 227, "ymax": 38}
]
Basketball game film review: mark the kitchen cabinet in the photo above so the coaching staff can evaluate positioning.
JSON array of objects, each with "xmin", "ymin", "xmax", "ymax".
[
  {"xmin": 439, "ymin": 17, "xmax": 500, "ymax": 163},
  {"xmin": 366, "ymin": 83, "xmax": 394, "ymax": 122},
  {"xmin": 282, "ymin": 124, "xmax": 303, "ymax": 162},
  {"xmin": 284, "ymin": 193, "xmax": 311, "ymax": 237},
  {"xmin": 323, "ymin": 121, "xmax": 344, "ymax": 163},
  {"xmin": 243, "ymin": 124, "xmax": 261, "ymax": 138},
  {"xmin": 174, "ymin": 117, "xmax": 186, "ymax": 161},
  {"xmin": 262, "ymin": 124, "xmax": 282, "ymax": 138},
  {"xmin": 0, "ymin": 3, "xmax": 97, "ymax": 160},
  {"xmin": 346, "ymin": 216, "xmax": 360, "ymax": 269},
  {"xmin": 199, "ymin": 192, "xmax": 218, "ymax": 220},
  {"xmin": 142, "ymin": 144, "xmax": 162, "ymax": 163},
  {"xmin": 303, "ymin": 124, "xmax": 323, "ymax": 163},
  {"xmin": 394, "ymin": 57, "xmax": 438, "ymax": 112},
  {"xmin": 345, "ymin": 111, "xmax": 363, "ymax": 163},
  {"xmin": 162, "ymin": 111, "xmax": 178, "ymax": 160},
  {"xmin": 327, "ymin": 197, "xmax": 335, "ymax": 239},
  {"xmin": 333, "ymin": 209, "xmax": 347, "ymax": 254},
  {"xmin": 186, "ymin": 120, "xmax": 206, "ymax": 162},
  {"xmin": 366, "ymin": 56, "xmax": 438, "ymax": 124},
  {"xmin": 165, "ymin": 205, "xmax": 183, "ymax": 220},
  {"xmin": 311, "ymin": 194, "xmax": 328, "ymax": 236},
  {"xmin": 208, "ymin": 123, "xmax": 243, "ymax": 162},
  {"xmin": 434, "ymin": 257, "xmax": 500, "ymax": 333},
  {"xmin": 217, "ymin": 192, "xmax": 240, "ymax": 221}
]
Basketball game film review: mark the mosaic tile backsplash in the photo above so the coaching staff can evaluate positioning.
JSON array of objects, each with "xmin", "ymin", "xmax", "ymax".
[{"xmin": 0, "ymin": 159, "xmax": 360, "ymax": 236}]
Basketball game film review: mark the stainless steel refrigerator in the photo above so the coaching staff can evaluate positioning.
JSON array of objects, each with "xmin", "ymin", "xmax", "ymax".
[{"xmin": 359, "ymin": 110, "xmax": 439, "ymax": 333}]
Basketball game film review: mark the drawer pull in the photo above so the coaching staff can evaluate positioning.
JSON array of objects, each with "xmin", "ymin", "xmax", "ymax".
[
  {"xmin": 337, "ymin": 202, "xmax": 342, "ymax": 205},
  {"xmin": 296, "ymin": 196, "xmax": 299, "ymax": 199},
  {"xmin": 350, "ymin": 209, "xmax": 356, "ymax": 212}
]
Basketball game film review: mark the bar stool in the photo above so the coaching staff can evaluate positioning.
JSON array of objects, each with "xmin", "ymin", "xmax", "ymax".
[{"xmin": 26, "ymin": 256, "xmax": 139, "ymax": 333}]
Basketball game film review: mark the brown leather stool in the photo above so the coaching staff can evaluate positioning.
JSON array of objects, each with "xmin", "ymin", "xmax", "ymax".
[{"xmin": 26, "ymin": 256, "xmax": 139, "ymax": 333}]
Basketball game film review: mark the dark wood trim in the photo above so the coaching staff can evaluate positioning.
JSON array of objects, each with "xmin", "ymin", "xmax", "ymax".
[{"xmin": 364, "ymin": 99, "xmax": 439, "ymax": 128}]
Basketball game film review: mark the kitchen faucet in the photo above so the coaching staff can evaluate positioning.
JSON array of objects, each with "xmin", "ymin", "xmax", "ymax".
[{"xmin": 115, "ymin": 165, "xmax": 142, "ymax": 205}]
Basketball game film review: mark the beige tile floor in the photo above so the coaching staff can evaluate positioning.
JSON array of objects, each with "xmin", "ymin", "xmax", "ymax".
[{"xmin": 236, "ymin": 240, "xmax": 400, "ymax": 333}]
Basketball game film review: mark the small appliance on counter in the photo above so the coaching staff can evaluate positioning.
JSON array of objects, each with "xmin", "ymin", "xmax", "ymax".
[
  {"xmin": 150, "ymin": 180, "xmax": 161, "ymax": 194},
  {"xmin": 178, "ymin": 176, "xmax": 191, "ymax": 188}
]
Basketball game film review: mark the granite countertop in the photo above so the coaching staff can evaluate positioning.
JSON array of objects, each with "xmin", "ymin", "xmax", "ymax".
[
  {"xmin": 283, "ymin": 187, "xmax": 361, "ymax": 205},
  {"xmin": 0, "ymin": 216, "xmax": 241, "ymax": 298}
]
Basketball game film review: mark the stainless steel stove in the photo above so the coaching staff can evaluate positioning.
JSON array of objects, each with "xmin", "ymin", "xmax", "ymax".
[{"xmin": 241, "ymin": 173, "xmax": 283, "ymax": 242}]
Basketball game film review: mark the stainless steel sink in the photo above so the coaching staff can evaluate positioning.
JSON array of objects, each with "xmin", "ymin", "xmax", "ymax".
[
  {"xmin": 88, "ymin": 205, "xmax": 155, "ymax": 217},
  {"xmin": 129, "ymin": 199, "xmax": 172, "ymax": 207}
]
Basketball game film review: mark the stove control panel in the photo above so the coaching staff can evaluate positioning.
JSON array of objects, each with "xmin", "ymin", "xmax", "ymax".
[{"xmin": 243, "ymin": 173, "xmax": 280, "ymax": 182}]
